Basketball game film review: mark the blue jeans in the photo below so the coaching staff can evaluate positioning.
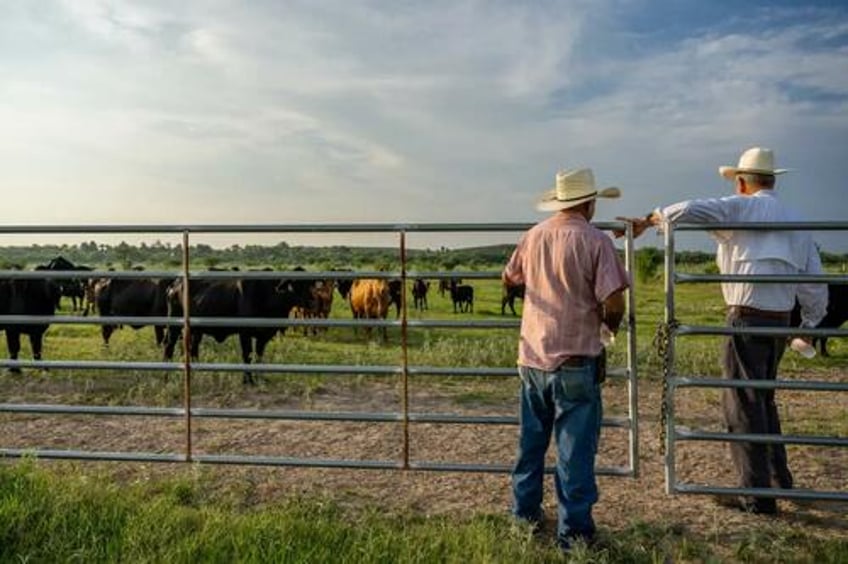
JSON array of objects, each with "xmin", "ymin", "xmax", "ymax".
[{"xmin": 512, "ymin": 361, "xmax": 602, "ymax": 543}]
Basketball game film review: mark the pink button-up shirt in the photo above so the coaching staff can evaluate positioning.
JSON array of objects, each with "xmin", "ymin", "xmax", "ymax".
[{"xmin": 503, "ymin": 212, "xmax": 631, "ymax": 371}]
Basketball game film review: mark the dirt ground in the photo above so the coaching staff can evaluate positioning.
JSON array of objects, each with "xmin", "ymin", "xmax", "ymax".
[{"xmin": 2, "ymin": 368, "xmax": 847, "ymax": 548}]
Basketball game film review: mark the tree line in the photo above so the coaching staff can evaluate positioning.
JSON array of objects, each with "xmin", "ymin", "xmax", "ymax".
[{"xmin": 1, "ymin": 242, "xmax": 844, "ymax": 272}]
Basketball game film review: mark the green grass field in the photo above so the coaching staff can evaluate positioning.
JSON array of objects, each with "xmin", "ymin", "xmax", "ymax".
[{"xmin": 1, "ymin": 269, "xmax": 847, "ymax": 562}]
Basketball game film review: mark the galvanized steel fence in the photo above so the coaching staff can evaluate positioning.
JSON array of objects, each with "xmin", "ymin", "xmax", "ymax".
[
  {"xmin": 662, "ymin": 221, "xmax": 848, "ymax": 502},
  {"xmin": 0, "ymin": 222, "xmax": 639, "ymax": 477}
]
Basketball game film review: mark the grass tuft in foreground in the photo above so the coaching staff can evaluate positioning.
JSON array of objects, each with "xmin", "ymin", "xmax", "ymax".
[{"xmin": 2, "ymin": 461, "xmax": 847, "ymax": 563}]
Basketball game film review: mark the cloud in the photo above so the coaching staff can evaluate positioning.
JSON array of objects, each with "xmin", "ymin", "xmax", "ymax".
[{"xmin": 1, "ymin": 1, "xmax": 846, "ymax": 251}]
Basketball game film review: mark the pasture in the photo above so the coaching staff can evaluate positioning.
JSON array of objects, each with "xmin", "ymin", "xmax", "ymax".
[{"xmin": 1, "ymin": 267, "xmax": 847, "ymax": 562}]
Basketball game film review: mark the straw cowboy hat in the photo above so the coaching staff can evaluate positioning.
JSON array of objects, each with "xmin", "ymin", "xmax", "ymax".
[
  {"xmin": 718, "ymin": 147, "xmax": 791, "ymax": 180},
  {"xmin": 536, "ymin": 168, "xmax": 621, "ymax": 212}
]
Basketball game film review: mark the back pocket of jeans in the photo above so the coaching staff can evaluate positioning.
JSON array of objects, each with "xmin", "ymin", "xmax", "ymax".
[{"xmin": 558, "ymin": 369, "xmax": 594, "ymax": 402}]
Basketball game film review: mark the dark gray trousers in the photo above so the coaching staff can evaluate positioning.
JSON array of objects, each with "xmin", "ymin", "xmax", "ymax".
[{"xmin": 722, "ymin": 310, "xmax": 793, "ymax": 509}]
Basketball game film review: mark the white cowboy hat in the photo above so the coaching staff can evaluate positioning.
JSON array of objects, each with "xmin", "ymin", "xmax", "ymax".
[
  {"xmin": 536, "ymin": 168, "xmax": 621, "ymax": 212},
  {"xmin": 718, "ymin": 147, "xmax": 791, "ymax": 180}
]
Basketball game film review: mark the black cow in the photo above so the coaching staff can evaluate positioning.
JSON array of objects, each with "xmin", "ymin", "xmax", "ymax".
[
  {"xmin": 388, "ymin": 279, "xmax": 402, "ymax": 318},
  {"xmin": 449, "ymin": 279, "xmax": 474, "ymax": 313},
  {"xmin": 332, "ymin": 268, "xmax": 354, "ymax": 301},
  {"xmin": 791, "ymin": 283, "xmax": 848, "ymax": 357},
  {"xmin": 501, "ymin": 283, "xmax": 525, "ymax": 316},
  {"xmin": 45, "ymin": 256, "xmax": 94, "ymax": 313},
  {"xmin": 96, "ymin": 277, "xmax": 173, "ymax": 346},
  {"xmin": 412, "ymin": 278, "xmax": 430, "ymax": 311},
  {"xmin": 0, "ymin": 267, "xmax": 60, "ymax": 373},
  {"xmin": 163, "ymin": 272, "xmax": 312, "ymax": 384},
  {"xmin": 438, "ymin": 277, "xmax": 462, "ymax": 298}
]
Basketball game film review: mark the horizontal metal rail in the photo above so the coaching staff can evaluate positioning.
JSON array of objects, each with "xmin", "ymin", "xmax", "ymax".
[
  {"xmin": 674, "ymin": 484, "xmax": 848, "ymax": 502},
  {"xmin": 0, "ymin": 360, "xmax": 183, "ymax": 371},
  {"xmin": 0, "ymin": 223, "xmax": 526, "ymax": 234},
  {"xmin": 673, "ymin": 221, "xmax": 848, "ymax": 232},
  {"xmin": 0, "ymin": 268, "xmax": 547, "ymax": 282},
  {"xmin": 0, "ymin": 359, "xmax": 403, "ymax": 375},
  {"xmin": 0, "ymin": 221, "xmax": 625, "ymax": 234},
  {"xmin": 0, "ymin": 315, "xmax": 521, "ymax": 329},
  {"xmin": 0, "ymin": 448, "xmax": 185, "ymax": 463},
  {"xmin": 0, "ymin": 269, "xmax": 514, "ymax": 281},
  {"xmin": 676, "ymin": 325, "xmax": 848, "ymax": 338},
  {"xmin": 0, "ymin": 403, "xmax": 631, "ymax": 429},
  {"xmin": 0, "ymin": 359, "xmax": 629, "ymax": 381},
  {"xmin": 0, "ymin": 404, "xmax": 184, "ymax": 416},
  {"xmin": 673, "ymin": 377, "xmax": 848, "ymax": 392},
  {"xmin": 0, "ymin": 446, "xmax": 654, "ymax": 478},
  {"xmin": 193, "ymin": 454, "xmax": 405, "ymax": 469},
  {"xmin": 675, "ymin": 429, "xmax": 848, "ymax": 448},
  {"xmin": 409, "ymin": 461, "xmax": 633, "ymax": 477},
  {"xmin": 408, "ymin": 366, "xmax": 629, "ymax": 380},
  {"xmin": 676, "ymin": 273, "xmax": 847, "ymax": 284}
]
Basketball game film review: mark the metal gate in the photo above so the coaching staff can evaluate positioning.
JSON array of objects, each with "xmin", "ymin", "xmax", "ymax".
[
  {"xmin": 0, "ymin": 222, "xmax": 638, "ymax": 477},
  {"xmin": 661, "ymin": 220, "xmax": 848, "ymax": 502}
]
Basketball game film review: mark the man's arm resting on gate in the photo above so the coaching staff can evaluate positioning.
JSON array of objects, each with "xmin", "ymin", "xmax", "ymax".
[{"xmin": 602, "ymin": 289, "xmax": 626, "ymax": 333}]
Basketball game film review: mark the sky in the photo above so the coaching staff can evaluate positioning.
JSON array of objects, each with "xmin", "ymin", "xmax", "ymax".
[{"xmin": 2, "ymin": 0, "xmax": 847, "ymax": 251}]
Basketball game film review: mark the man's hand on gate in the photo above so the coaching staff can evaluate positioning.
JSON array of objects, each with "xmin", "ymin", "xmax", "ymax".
[{"xmin": 613, "ymin": 213, "xmax": 656, "ymax": 239}]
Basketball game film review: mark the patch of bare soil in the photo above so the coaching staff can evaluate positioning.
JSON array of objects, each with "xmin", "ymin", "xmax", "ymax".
[{"xmin": 2, "ymin": 368, "xmax": 846, "ymax": 549}]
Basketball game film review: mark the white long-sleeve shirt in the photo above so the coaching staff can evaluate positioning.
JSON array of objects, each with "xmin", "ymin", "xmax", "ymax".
[{"xmin": 656, "ymin": 190, "xmax": 828, "ymax": 327}]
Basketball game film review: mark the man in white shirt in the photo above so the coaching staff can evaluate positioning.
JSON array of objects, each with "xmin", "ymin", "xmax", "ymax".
[{"xmin": 622, "ymin": 147, "xmax": 828, "ymax": 514}]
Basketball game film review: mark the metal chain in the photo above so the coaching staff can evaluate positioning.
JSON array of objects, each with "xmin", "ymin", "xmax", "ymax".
[{"xmin": 653, "ymin": 319, "xmax": 678, "ymax": 456}]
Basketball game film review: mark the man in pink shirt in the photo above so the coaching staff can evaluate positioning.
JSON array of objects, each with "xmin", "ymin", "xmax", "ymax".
[{"xmin": 503, "ymin": 168, "xmax": 630, "ymax": 551}]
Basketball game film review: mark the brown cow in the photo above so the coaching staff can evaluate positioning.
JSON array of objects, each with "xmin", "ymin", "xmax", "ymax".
[
  {"xmin": 291, "ymin": 278, "xmax": 334, "ymax": 335},
  {"xmin": 349, "ymin": 278, "xmax": 391, "ymax": 341}
]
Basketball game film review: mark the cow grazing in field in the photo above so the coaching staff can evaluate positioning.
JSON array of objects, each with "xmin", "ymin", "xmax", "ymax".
[
  {"xmin": 0, "ymin": 267, "xmax": 60, "ymax": 372},
  {"xmin": 44, "ymin": 256, "xmax": 94, "ymax": 313},
  {"xmin": 349, "ymin": 278, "xmax": 391, "ymax": 341},
  {"xmin": 412, "ymin": 278, "xmax": 430, "ymax": 311},
  {"xmin": 163, "ymin": 272, "xmax": 312, "ymax": 384},
  {"xmin": 501, "ymin": 283, "xmax": 525, "ymax": 316},
  {"xmin": 96, "ymin": 277, "xmax": 173, "ymax": 346},
  {"xmin": 449, "ymin": 279, "xmax": 474, "ymax": 314},
  {"xmin": 791, "ymin": 283, "xmax": 848, "ymax": 357},
  {"xmin": 439, "ymin": 277, "xmax": 462, "ymax": 299}
]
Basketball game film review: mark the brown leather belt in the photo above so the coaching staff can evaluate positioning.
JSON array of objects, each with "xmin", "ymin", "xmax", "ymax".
[
  {"xmin": 727, "ymin": 305, "xmax": 791, "ymax": 321},
  {"xmin": 559, "ymin": 355, "xmax": 594, "ymax": 367}
]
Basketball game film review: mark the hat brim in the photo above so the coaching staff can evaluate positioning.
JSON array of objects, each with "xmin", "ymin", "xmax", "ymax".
[
  {"xmin": 536, "ymin": 186, "xmax": 621, "ymax": 212},
  {"xmin": 719, "ymin": 166, "xmax": 791, "ymax": 180}
]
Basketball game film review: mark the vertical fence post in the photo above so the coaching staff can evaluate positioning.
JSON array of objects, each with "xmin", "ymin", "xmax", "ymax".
[
  {"xmin": 399, "ymin": 230, "xmax": 410, "ymax": 470},
  {"xmin": 663, "ymin": 222, "xmax": 677, "ymax": 494},
  {"xmin": 181, "ymin": 231, "xmax": 193, "ymax": 463},
  {"xmin": 624, "ymin": 223, "xmax": 640, "ymax": 477}
]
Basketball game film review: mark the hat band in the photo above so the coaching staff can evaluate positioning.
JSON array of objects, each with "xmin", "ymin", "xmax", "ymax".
[{"xmin": 556, "ymin": 190, "xmax": 596, "ymax": 202}]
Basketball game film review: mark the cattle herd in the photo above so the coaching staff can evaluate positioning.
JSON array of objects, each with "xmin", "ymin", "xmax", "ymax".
[
  {"xmin": 3, "ymin": 257, "xmax": 845, "ymax": 382},
  {"xmin": 0, "ymin": 257, "xmax": 531, "ymax": 384}
]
